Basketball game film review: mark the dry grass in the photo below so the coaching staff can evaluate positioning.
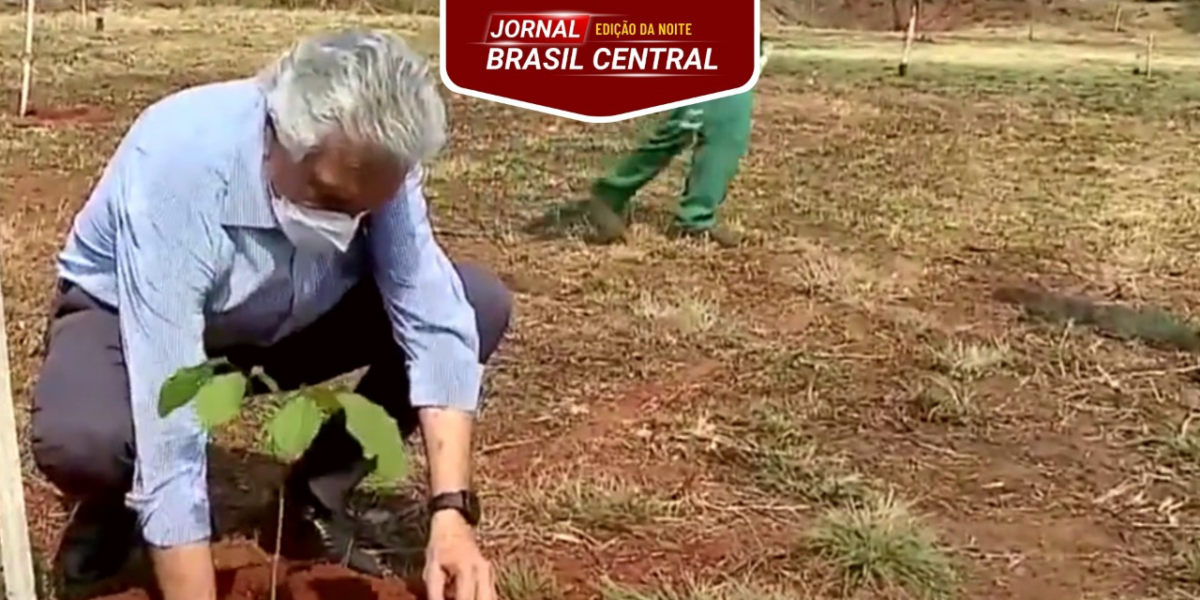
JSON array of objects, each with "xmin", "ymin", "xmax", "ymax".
[
  {"xmin": 600, "ymin": 578, "xmax": 793, "ymax": 600},
  {"xmin": 786, "ymin": 250, "xmax": 882, "ymax": 305},
  {"xmin": 706, "ymin": 403, "xmax": 873, "ymax": 507},
  {"xmin": 805, "ymin": 493, "xmax": 958, "ymax": 599},
  {"xmin": 1150, "ymin": 415, "xmax": 1200, "ymax": 468},
  {"xmin": 532, "ymin": 476, "xmax": 682, "ymax": 536},
  {"xmin": 775, "ymin": 32, "xmax": 1200, "ymax": 71},
  {"xmin": 7, "ymin": 8, "xmax": 1200, "ymax": 600},
  {"xmin": 913, "ymin": 375, "xmax": 981, "ymax": 425},
  {"xmin": 498, "ymin": 560, "xmax": 565, "ymax": 600},
  {"xmin": 930, "ymin": 339, "xmax": 1012, "ymax": 381},
  {"xmin": 631, "ymin": 290, "xmax": 720, "ymax": 341}
]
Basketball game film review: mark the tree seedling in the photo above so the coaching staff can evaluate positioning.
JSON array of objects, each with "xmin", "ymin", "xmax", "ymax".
[{"xmin": 159, "ymin": 358, "xmax": 408, "ymax": 598}]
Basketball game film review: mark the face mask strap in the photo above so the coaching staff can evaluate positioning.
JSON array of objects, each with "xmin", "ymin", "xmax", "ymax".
[{"xmin": 271, "ymin": 196, "xmax": 362, "ymax": 253}]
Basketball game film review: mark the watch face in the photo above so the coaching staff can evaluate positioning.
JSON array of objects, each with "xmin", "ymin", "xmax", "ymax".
[{"xmin": 464, "ymin": 492, "xmax": 482, "ymax": 525}]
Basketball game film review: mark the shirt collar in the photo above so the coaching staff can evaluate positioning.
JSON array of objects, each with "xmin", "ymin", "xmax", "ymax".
[{"xmin": 220, "ymin": 80, "xmax": 281, "ymax": 229}]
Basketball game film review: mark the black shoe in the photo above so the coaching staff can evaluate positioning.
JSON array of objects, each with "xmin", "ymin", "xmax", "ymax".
[
  {"xmin": 264, "ymin": 480, "xmax": 389, "ymax": 576},
  {"xmin": 55, "ymin": 497, "xmax": 138, "ymax": 588}
]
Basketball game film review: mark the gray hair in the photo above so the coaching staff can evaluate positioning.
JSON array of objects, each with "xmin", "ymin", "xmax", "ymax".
[{"xmin": 258, "ymin": 29, "xmax": 446, "ymax": 166}]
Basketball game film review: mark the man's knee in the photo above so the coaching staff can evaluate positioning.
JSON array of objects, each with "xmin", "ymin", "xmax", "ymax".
[
  {"xmin": 31, "ymin": 405, "xmax": 133, "ymax": 497},
  {"xmin": 31, "ymin": 305, "xmax": 134, "ymax": 497},
  {"xmin": 455, "ymin": 263, "xmax": 513, "ymax": 362}
]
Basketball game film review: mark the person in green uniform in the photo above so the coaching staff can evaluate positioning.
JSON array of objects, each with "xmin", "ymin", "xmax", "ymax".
[{"xmin": 579, "ymin": 41, "xmax": 771, "ymax": 248}]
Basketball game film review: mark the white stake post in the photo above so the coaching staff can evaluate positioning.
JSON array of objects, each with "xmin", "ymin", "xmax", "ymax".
[
  {"xmin": 0, "ymin": 279, "xmax": 38, "ymax": 600},
  {"xmin": 1144, "ymin": 33, "xmax": 1154, "ymax": 78},
  {"xmin": 18, "ymin": 0, "xmax": 37, "ymax": 117},
  {"xmin": 898, "ymin": 5, "xmax": 916, "ymax": 76}
]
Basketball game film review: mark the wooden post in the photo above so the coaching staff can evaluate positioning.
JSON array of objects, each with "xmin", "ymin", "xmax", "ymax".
[
  {"xmin": 79, "ymin": 0, "xmax": 87, "ymax": 25},
  {"xmin": 0, "ymin": 283, "xmax": 39, "ymax": 600},
  {"xmin": 18, "ymin": 0, "xmax": 36, "ymax": 117},
  {"xmin": 1026, "ymin": 0, "xmax": 1035, "ymax": 41},
  {"xmin": 898, "ymin": 4, "xmax": 916, "ymax": 76},
  {"xmin": 1022, "ymin": 0, "xmax": 1032, "ymax": 40},
  {"xmin": 1144, "ymin": 33, "xmax": 1154, "ymax": 78},
  {"xmin": 1112, "ymin": 3, "xmax": 1122, "ymax": 32}
]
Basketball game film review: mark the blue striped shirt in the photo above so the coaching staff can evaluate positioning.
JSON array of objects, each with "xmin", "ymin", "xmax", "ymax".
[{"xmin": 56, "ymin": 78, "xmax": 483, "ymax": 548}]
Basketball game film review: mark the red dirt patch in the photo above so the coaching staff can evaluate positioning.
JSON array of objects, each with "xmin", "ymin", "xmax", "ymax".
[
  {"xmin": 13, "ymin": 105, "xmax": 111, "ymax": 128},
  {"xmin": 92, "ymin": 543, "xmax": 422, "ymax": 600}
]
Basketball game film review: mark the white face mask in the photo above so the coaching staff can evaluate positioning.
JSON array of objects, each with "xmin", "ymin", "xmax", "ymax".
[{"xmin": 270, "ymin": 196, "xmax": 365, "ymax": 253}]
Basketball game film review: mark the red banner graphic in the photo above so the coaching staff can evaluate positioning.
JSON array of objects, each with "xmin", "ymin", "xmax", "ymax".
[{"xmin": 440, "ymin": 1, "xmax": 760, "ymax": 122}]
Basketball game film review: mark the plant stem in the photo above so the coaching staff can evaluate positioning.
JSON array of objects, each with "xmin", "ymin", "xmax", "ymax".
[
  {"xmin": 271, "ymin": 486, "xmax": 285, "ymax": 600},
  {"xmin": 251, "ymin": 366, "xmax": 282, "ymax": 395}
]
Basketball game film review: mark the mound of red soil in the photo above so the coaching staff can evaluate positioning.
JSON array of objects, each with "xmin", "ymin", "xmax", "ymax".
[{"xmin": 91, "ymin": 546, "xmax": 420, "ymax": 600}]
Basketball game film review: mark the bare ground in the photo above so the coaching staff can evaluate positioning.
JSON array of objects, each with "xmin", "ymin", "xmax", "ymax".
[{"xmin": 5, "ymin": 9, "xmax": 1200, "ymax": 600}]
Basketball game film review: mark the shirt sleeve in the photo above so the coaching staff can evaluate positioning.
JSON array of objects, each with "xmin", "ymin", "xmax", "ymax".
[
  {"xmin": 115, "ymin": 148, "xmax": 224, "ymax": 548},
  {"xmin": 368, "ymin": 166, "xmax": 483, "ymax": 411}
]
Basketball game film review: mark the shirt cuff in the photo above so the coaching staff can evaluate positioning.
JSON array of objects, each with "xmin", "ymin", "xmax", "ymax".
[
  {"xmin": 127, "ymin": 471, "xmax": 212, "ymax": 548},
  {"xmin": 407, "ymin": 359, "xmax": 485, "ymax": 413}
]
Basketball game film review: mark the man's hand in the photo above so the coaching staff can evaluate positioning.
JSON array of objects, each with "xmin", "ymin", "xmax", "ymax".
[
  {"xmin": 150, "ymin": 543, "xmax": 217, "ymax": 600},
  {"xmin": 423, "ymin": 511, "xmax": 494, "ymax": 600},
  {"xmin": 417, "ymin": 407, "xmax": 494, "ymax": 600}
]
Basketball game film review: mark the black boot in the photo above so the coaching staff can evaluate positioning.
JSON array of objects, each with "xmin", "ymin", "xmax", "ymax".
[
  {"xmin": 262, "ymin": 474, "xmax": 388, "ymax": 576},
  {"xmin": 54, "ymin": 497, "xmax": 138, "ymax": 588}
]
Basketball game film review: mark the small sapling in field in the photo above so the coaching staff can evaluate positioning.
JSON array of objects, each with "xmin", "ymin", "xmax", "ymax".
[{"xmin": 159, "ymin": 358, "xmax": 408, "ymax": 595}]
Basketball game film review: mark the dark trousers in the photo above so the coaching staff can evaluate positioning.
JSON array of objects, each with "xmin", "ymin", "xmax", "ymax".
[{"xmin": 30, "ymin": 263, "xmax": 512, "ymax": 514}]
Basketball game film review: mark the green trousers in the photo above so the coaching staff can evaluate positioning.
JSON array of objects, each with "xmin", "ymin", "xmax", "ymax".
[{"xmin": 591, "ymin": 90, "xmax": 755, "ymax": 231}]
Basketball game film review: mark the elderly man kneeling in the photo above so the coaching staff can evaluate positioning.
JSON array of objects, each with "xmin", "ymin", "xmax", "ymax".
[{"xmin": 31, "ymin": 29, "xmax": 507, "ymax": 600}]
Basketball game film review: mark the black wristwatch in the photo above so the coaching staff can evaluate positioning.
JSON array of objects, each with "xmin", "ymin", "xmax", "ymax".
[{"xmin": 428, "ymin": 490, "xmax": 481, "ymax": 527}]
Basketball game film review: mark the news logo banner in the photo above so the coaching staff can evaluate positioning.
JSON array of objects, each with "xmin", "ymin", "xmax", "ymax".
[
  {"xmin": 440, "ymin": 0, "xmax": 759, "ymax": 122},
  {"xmin": 484, "ymin": 16, "xmax": 717, "ymax": 72}
]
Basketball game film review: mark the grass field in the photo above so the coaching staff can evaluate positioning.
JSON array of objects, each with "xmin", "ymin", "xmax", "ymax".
[{"xmin": 5, "ymin": 7, "xmax": 1200, "ymax": 600}]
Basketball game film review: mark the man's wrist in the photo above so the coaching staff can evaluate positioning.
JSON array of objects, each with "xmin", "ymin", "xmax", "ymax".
[
  {"xmin": 430, "ymin": 508, "xmax": 469, "ymax": 528},
  {"xmin": 428, "ymin": 490, "xmax": 481, "ymax": 526},
  {"xmin": 149, "ymin": 542, "xmax": 217, "ymax": 600},
  {"xmin": 427, "ymin": 510, "xmax": 474, "ymax": 549}
]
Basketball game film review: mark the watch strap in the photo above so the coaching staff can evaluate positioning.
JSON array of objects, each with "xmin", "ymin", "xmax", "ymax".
[{"xmin": 428, "ymin": 490, "xmax": 481, "ymax": 526}]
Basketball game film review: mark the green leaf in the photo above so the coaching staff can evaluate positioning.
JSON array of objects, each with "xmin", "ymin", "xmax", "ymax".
[
  {"xmin": 159, "ymin": 364, "xmax": 216, "ymax": 418},
  {"xmin": 309, "ymin": 387, "xmax": 343, "ymax": 414},
  {"xmin": 266, "ymin": 395, "xmax": 326, "ymax": 461},
  {"xmin": 337, "ymin": 392, "xmax": 408, "ymax": 481},
  {"xmin": 193, "ymin": 372, "xmax": 248, "ymax": 429}
]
